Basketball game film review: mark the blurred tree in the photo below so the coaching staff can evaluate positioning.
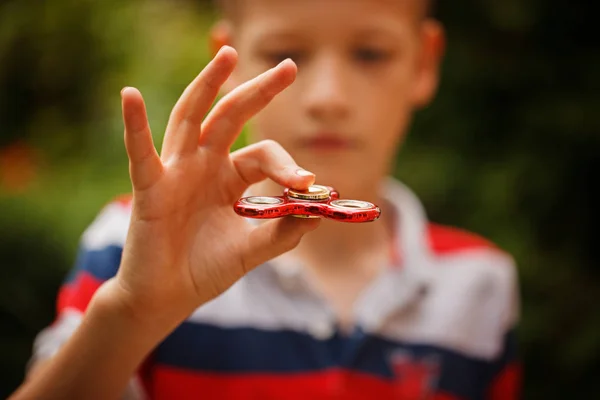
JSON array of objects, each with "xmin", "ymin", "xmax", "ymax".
[
  {"xmin": 0, "ymin": 202, "xmax": 67, "ymax": 399},
  {"xmin": 0, "ymin": 0, "xmax": 116, "ymax": 157},
  {"xmin": 397, "ymin": 0, "xmax": 600, "ymax": 398}
]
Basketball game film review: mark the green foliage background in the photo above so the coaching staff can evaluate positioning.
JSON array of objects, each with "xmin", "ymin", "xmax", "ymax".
[{"xmin": 1, "ymin": 0, "xmax": 598, "ymax": 398}]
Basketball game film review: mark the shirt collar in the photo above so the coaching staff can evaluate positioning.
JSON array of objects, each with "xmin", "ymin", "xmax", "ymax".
[
  {"xmin": 261, "ymin": 178, "xmax": 436, "ymax": 287},
  {"xmin": 382, "ymin": 177, "xmax": 434, "ymax": 269}
]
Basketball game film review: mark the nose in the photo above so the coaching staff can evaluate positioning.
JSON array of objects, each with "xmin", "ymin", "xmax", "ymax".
[{"xmin": 301, "ymin": 54, "xmax": 351, "ymax": 123}]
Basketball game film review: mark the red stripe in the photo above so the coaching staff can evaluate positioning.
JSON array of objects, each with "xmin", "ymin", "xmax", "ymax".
[
  {"xmin": 147, "ymin": 366, "xmax": 460, "ymax": 400},
  {"xmin": 487, "ymin": 362, "xmax": 521, "ymax": 400},
  {"xmin": 56, "ymin": 272, "xmax": 104, "ymax": 314},
  {"xmin": 428, "ymin": 223, "xmax": 499, "ymax": 255},
  {"xmin": 114, "ymin": 194, "xmax": 133, "ymax": 208},
  {"xmin": 108, "ymin": 193, "xmax": 133, "ymax": 209}
]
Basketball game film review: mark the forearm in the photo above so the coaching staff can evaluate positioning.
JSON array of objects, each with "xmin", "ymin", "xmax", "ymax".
[{"xmin": 11, "ymin": 280, "xmax": 174, "ymax": 400}]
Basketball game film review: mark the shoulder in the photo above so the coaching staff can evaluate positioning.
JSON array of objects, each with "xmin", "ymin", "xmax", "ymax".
[
  {"xmin": 80, "ymin": 193, "xmax": 133, "ymax": 250},
  {"xmin": 427, "ymin": 223, "xmax": 501, "ymax": 255},
  {"xmin": 425, "ymin": 223, "xmax": 519, "ymax": 330},
  {"xmin": 426, "ymin": 222, "xmax": 516, "ymax": 281},
  {"xmin": 426, "ymin": 222, "xmax": 516, "ymax": 275},
  {"xmin": 420, "ymin": 224, "xmax": 520, "ymax": 357}
]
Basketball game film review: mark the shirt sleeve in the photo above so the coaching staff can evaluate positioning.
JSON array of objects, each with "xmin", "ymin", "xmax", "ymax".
[
  {"xmin": 28, "ymin": 198, "xmax": 147, "ymax": 399},
  {"xmin": 485, "ymin": 255, "xmax": 522, "ymax": 400},
  {"xmin": 485, "ymin": 329, "xmax": 522, "ymax": 400}
]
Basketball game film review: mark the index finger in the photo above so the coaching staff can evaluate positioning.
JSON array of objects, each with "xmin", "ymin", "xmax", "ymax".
[{"xmin": 230, "ymin": 140, "xmax": 315, "ymax": 190}]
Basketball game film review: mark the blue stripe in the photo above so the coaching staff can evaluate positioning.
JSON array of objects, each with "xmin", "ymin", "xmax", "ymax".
[
  {"xmin": 154, "ymin": 322, "xmax": 512, "ymax": 399},
  {"xmin": 485, "ymin": 329, "xmax": 519, "ymax": 381},
  {"xmin": 65, "ymin": 245, "xmax": 123, "ymax": 283}
]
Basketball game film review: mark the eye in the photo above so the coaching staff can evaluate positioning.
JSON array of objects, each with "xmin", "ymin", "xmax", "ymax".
[
  {"xmin": 260, "ymin": 51, "xmax": 305, "ymax": 66},
  {"xmin": 353, "ymin": 48, "xmax": 392, "ymax": 63}
]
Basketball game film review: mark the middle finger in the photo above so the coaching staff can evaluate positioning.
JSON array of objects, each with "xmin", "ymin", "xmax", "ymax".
[{"xmin": 162, "ymin": 45, "xmax": 238, "ymax": 159}]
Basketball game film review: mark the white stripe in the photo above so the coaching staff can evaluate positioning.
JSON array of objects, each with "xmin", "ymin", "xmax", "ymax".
[
  {"xmin": 369, "ymin": 249, "xmax": 518, "ymax": 360},
  {"xmin": 188, "ymin": 268, "xmax": 335, "ymax": 339},
  {"xmin": 81, "ymin": 202, "xmax": 131, "ymax": 250},
  {"xmin": 188, "ymin": 249, "xmax": 518, "ymax": 360},
  {"xmin": 29, "ymin": 308, "xmax": 83, "ymax": 368}
]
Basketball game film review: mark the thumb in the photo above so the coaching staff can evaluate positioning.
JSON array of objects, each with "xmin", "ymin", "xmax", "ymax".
[{"xmin": 242, "ymin": 217, "xmax": 320, "ymax": 270}]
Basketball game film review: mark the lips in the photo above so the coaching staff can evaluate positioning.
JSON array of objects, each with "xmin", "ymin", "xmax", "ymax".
[{"xmin": 299, "ymin": 133, "xmax": 355, "ymax": 151}]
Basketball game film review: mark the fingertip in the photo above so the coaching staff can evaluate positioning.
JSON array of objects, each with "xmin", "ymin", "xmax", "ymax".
[
  {"xmin": 121, "ymin": 86, "xmax": 139, "ymax": 98},
  {"xmin": 272, "ymin": 58, "xmax": 297, "ymax": 86},
  {"xmin": 283, "ymin": 59, "xmax": 298, "ymax": 80},
  {"xmin": 280, "ymin": 58, "xmax": 297, "ymax": 71},
  {"xmin": 302, "ymin": 217, "xmax": 322, "ymax": 232},
  {"xmin": 292, "ymin": 168, "xmax": 316, "ymax": 189},
  {"xmin": 215, "ymin": 45, "xmax": 238, "ymax": 68},
  {"xmin": 218, "ymin": 45, "xmax": 237, "ymax": 57},
  {"xmin": 296, "ymin": 168, "xmax": 315, "ymax": 178},
  {"xmin": 121, "ymin": 87, "xmax": 144, "ymax": 112},
  {"xmin": 121, "ymin": 87, "xmax": 148, "ymax": 133},
  {"xmin": 285, "ymin": 217, "xmax": 321, "ymax": 240},
  {"xmin": 278, "ymin": 215, "xmax": 321, "ymax": 239}
]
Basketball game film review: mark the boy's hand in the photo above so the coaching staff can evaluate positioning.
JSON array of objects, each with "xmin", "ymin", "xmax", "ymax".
[
  {"xmin": 111, "ymin": 46, "xmax": 318, "ymax": 332},
  {"xmin": 9, "ymin": 46, "xmax": 318, "ymax": 400}
]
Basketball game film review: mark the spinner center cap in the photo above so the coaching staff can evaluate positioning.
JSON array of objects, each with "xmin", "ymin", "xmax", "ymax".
[{"xmin": 287, "ymin": 185, "xmax": 331, "ymax": 200}]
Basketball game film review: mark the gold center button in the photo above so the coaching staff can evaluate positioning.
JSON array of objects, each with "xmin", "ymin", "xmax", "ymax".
[{"xmin": 287, "ymin": 185, "xmax": 331, "ymax": 200}]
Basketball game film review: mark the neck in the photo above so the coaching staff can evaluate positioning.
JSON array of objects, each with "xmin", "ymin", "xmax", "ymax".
[
  {"xmin": 295, "ymin": 215, "xmax": 392, "ymax": 268},
  {"xmin": 250, "ymin": 180, "xmax": 396, "ymax": 327}
]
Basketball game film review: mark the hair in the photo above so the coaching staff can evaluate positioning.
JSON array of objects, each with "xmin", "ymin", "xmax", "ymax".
[{"xmin": 215, "ymin": 0, "xmax": 436, "ymax": 21}]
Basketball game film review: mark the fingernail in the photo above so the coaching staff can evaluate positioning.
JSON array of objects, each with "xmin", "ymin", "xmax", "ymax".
[
  {"xmin": 216, "ymin": 45, "xmax": 228, "ymax": 55},
  {"xmin": 278, "ymin": 58, "xmax": 293, "ymax": 67},
  {"xmin": 296, "ymin": 168, "xmax": 314, "ymax": 177},
  {"xmin": 121, "ymin": 86, "xmax": 131, "ymax": 96}
]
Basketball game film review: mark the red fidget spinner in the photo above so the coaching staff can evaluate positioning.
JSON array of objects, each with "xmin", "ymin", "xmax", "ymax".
[{"xmin": 233, "ymin": 185, "xmax": 381, "ymax": 223}]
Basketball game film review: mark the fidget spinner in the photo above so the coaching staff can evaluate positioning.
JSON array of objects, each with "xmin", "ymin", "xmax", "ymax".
[{"xmin": 234, "ymin": 185, "xmax": 381, "ymax": 223}]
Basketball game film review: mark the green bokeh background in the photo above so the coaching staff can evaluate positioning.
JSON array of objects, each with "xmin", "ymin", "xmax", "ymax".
[{"xmin": 1, "ymin": 0, "xmax": 598, "ymax": 398}]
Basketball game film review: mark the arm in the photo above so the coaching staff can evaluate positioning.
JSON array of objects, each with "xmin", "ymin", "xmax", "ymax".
[
  {"xmin": 15, "ymin": 281, "xmax": 166, "ymax": 400},
  {"xmin": 10, "ymin": 46, "xmax": 319, "ymax": 400},
  {"xmin": 23, "ymin": 200, "xmax": 150, "ymax": 399}
]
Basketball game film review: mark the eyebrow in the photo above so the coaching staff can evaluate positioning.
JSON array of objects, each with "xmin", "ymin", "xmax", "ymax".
[
  {"xmin": 354, "ymin": 17, "xmax": 414, "ymax": 36},
  {"xmin": 354, "ymin": 27, "xmax": 406, "ymax": 40},
  {"xmin": 245, "ymin": 12, "xmax": 413, "ymax": 46},
  {"xmin": 250, "ymin": 27, "xmax": 307, "ymax": 41},
  {"xmin": 250, "ymin": 24, "xmax": 407, "ymax": 46}
]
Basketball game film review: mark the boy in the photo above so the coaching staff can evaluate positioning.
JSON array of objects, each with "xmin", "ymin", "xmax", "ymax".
[{"xmin": 12, "ymin": 1, "xmax": 520, "ymax": 399}]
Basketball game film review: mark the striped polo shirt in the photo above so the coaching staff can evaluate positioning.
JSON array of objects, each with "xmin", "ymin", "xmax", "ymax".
[{"xmin": 31, "ymin": 178, "xmax": 520, "ymax": 400}]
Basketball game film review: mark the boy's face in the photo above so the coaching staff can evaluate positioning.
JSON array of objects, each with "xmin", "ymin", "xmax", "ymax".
[{"xmin": 217, "ymin": 0, "xmax": 444, "ymax": 197}]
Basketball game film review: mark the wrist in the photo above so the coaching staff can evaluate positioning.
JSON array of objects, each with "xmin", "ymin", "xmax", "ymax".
[
  {"xmin": 11, "ymin": 278, "xmax": 180, "ymax": 400},
  {"xmin": 91, "ymin": 278, "xmax": 185, "ymax": 345}
]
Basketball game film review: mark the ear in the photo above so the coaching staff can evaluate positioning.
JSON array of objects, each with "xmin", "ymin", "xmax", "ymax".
[
  {"xmin": 412, "ymin": 20, "xmax": 446, "ymax": 108},
  {"xmin": 209, "ymin": 20, "xmax": 232, "ymax": 56},
  {"xmin": 209, "ymin": 20, "xmax": 240, "ymax": 94}
]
